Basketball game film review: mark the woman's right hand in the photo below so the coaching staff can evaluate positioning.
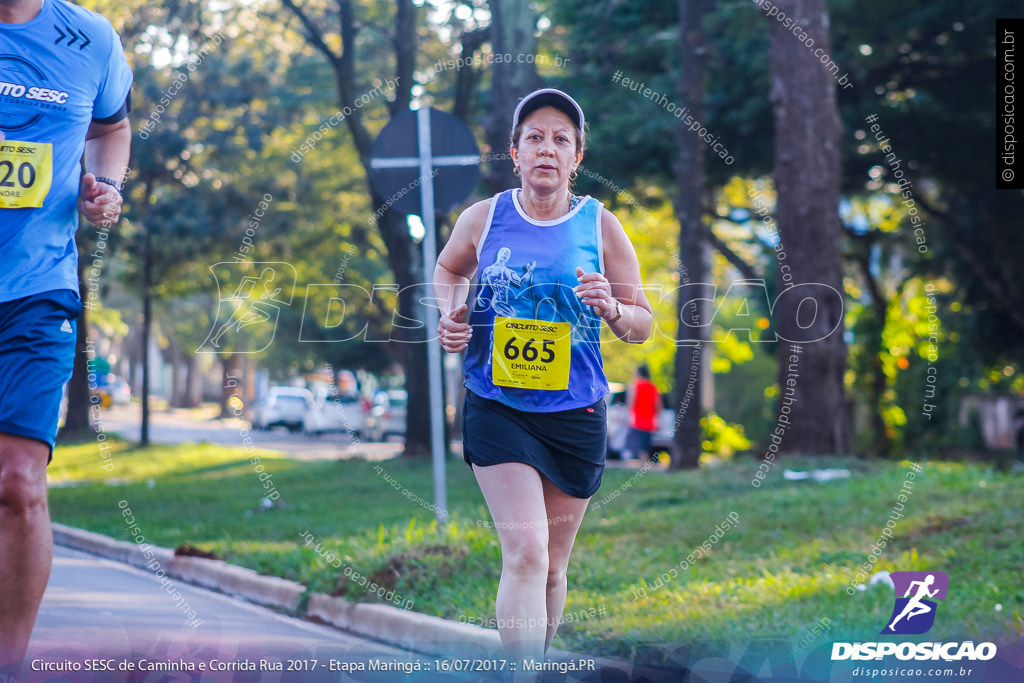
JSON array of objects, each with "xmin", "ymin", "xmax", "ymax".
[{"xmin": 438, "ymin": 304, "xmax": 472, "ymax": 353}]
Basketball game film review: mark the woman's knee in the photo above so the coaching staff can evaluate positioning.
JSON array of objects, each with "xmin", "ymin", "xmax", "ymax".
[
  {"xmin": 501, "ymin": 528, "xmax": 549, "ymax": 577},
  {"xmin": 546, "ymin": 561, "xmax": 567, "ymax": 588}
]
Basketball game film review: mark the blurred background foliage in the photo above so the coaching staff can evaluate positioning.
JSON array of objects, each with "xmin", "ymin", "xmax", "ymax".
[{"xmin": 75, "ymin": 0, "xmax": 1022, "ymax": 462}]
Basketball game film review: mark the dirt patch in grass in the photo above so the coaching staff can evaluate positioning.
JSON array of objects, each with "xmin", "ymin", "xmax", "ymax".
[
  {"xmin": 174, "ymin": 543, "xmax": 220, "ymax": 560},
  {"xmin": 330, "ymin": 544, "xmax": 468, "ymax": 599},
  {"xmin": 905, "ymin": 515, "xmax": 971, "ymax": 538}
]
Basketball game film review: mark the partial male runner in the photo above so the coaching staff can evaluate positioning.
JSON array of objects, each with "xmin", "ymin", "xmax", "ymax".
[{"xmin": 0, "ymin": 0, "xmax": 132, "ymax": 671}]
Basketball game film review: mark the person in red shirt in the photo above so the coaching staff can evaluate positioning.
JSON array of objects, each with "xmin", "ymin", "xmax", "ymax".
[{"xmin": 625, "ymin": 366, "xmax": 660, "ymax": 461}]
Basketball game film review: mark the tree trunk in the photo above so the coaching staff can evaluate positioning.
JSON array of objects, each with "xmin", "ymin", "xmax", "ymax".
[
  {"xmin": 220, "ymin": 354, "xmax": 242, "ymax": 418},
  {"xmin": 184, "ymin": 353, "xmax": 201, "ymax": 408},
  {"xmin": 454, "ymin": 28, "xmax": 489, "ymax": 125},
  {"xmin": 372, "ymin": 201, "xmax": 432, "ymax": 457},
  {"xmin": 767, "ymin": 0, "xmax": 849, "ymax": 455},
  {"xmin": 851, "ymin": 236, "xmax": 891, "ymax": 457},
  {"xmin": 127, "ymin": 323, "xmax": 139, "ymax": 397},
  {"xmin": 483, "ymin": 0, "xmax": 540, "ymax": 194},
  {"xmin": 281, "ymin": 0, "xmax": 431, "ymax": 455},
  {"xmin": 140, "ymin": 226, "xmax": 152, "ymax": 446},
  {"xmin": 169, "ymin": 339, "xmax": 183, "ymax": 407},
  {"xmin": 670, "ymin": 0, "xmax": 708, "ymax": 470},
  {"xmin": 867, "ymin": 323, "xmax": 888, "ymax": 456},
  {"xmin": 367, "ymin": 1, "xmax": 428, "ymax": 457},
  {"xmin": 62, "ymin": 277, "xmax": 93, "ymax": 437}
]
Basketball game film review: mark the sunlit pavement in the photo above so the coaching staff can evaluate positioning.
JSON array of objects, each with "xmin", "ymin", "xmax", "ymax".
[
  {"xmin": 26, "ymin": 546, "xmax": 420, "ymax": 681},
  {"xmin": 97, "ymin": 403, "xmax": 403, "ymax": 462}
]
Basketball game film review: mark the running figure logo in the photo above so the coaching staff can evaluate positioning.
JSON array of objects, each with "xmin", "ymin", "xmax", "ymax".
[
  {"xmin": 480, "ymin": 246, "xmax": 535, "ymax": 317},
  {"xmin": 198, "ymin": 262, "xmax": 296, "ymax": 354},
  {"xmin": 881, "ymin": 571, "xmax": 949, "ymax": 635}
]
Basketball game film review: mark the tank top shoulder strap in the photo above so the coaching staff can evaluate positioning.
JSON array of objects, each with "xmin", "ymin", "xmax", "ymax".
[{"xmin": 475, "ymin": 190, "xmax": 512, "ymax": 260}]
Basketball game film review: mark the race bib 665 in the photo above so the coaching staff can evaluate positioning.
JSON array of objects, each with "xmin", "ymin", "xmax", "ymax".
[{"xmin": 492, "ymin": 317, "xmax": 572, "ymax": 391}]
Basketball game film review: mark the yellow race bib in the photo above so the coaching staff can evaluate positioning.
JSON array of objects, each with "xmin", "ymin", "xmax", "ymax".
[
  {"xmin": 0, "ymin": 140, "xmax": 53, "ymax": 209},
  {"xmin": 492, "ymin": 317, "xmax": 572, "ymax": 391}
]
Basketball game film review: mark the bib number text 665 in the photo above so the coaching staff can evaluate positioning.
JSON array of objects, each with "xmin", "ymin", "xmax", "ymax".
[{"xmin": 503, "ymin": 337, "xmax": 555, "ymax": 363}]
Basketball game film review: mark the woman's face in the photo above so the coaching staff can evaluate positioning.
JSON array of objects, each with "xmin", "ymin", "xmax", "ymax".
[{"xmin": 511, "ymin": 106, "xmax": 582, "ymax": 193}]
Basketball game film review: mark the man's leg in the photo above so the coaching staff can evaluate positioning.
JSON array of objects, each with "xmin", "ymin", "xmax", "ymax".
[
  {"xmin": 621, "ymin": 428, "xmax": 635, "ymax": 460},
  {"xmin": 639, "ymin": 430, "xmax": 654, "ymax": 462},
  {"xmin": 0, "ymin": 433, "xmax": 52, "ymax": 669}
]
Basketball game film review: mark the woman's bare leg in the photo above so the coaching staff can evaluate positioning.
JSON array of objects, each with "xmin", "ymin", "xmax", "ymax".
[
  {"xmin": 540, "ymin": 476, "xmax": 591, "ymax": 651},
  {"xmin": 472, "ymin": 463, "xmax": 550, "ymax": 664}
]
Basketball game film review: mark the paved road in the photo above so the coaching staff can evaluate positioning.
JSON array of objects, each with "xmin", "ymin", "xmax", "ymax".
[
  {"xmin": 99, "ymin": 404, "xmax": 403, "ymax": 462},
  {"xmin": 94, "ymin": 404, "xmax": 647, "ymax": 470},
  {"xmin": 24, "ymin": 547, "xmax": 462, "ymax": 682}
]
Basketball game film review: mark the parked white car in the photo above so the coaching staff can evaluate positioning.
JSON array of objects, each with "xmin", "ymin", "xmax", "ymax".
[
  {"xmin": 102, "ymin": 374, "xmax": 132, "ymax": 405},
  {"xmin": 303, "ymin": 393, "xmax": 366, "ymax": 437},
  {"xmin": 92, "ymin": 373, "xmax": 131, "ymax": 407},
  {"xmin": 250, "ymin": 386, "xmax": 313, "ymax": 432},
  {"xmin": 364, "ymin": 389, "xmax": 408, "ymax": 442}
]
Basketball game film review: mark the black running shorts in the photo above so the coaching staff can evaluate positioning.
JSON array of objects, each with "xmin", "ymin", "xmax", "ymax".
[{"xmin": 462, "ymin": 389, "xmax": 608, "ymax": 499}]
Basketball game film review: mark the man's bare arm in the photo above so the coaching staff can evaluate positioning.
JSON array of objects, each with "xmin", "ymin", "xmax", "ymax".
[{"xmin": 81, "ymin": 118, "xmax": 131, "ymax": 225}]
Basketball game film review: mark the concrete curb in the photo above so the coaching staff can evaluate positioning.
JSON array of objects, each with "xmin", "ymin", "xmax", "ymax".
[
  {"xmin": 307, "ymin": 593, "xmax": 502, "ymax": 657},
  {"xmin": 169, "ymin": 556, "xmax": 305, "ymax": 612},
  {"xmin": 52, "ymin": 523, "xmax": 503, "ymax": 658}
]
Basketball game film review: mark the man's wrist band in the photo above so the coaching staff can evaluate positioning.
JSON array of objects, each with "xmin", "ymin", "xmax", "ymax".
[
  {"xmin": 606, "ymin": 300, "xmax": 623, "ymax": 324},
  {"xmin": 95, "ymin": 176, "xmax": 124, "ymax": 195}
]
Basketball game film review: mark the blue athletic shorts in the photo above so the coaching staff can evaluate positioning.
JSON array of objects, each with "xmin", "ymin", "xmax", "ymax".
[{"xmin": 0, "ymin": 289, "xmax": 82, "ymax": 450}]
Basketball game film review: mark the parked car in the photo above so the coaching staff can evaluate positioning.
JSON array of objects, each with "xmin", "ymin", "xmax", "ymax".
[
  {"xmin": 99, "ymin": 374, "xmax": 131, "ymax": 405},
  {"xmin": 364, "ymin": 389, "xmax": 408, "ymax": 442},
  {"xmin": 605, "ymin": 386, "xmax": 675, "ymax": 459},
  {"xmin": 90, "ymin": 373, "xmax": 131, "ymax": 408},
  {"xmin": 303, "ymin": 393, "xmax": 366, "ymax": 437},
  {"xmin": 250, "ymin": 386, "xmax": 313, "ymax": 432}
]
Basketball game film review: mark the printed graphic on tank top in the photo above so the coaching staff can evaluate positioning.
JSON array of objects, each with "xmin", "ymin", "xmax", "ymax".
[{"xmin": 463, "ymin": 188, "xmax": 610, "ymax": 412}]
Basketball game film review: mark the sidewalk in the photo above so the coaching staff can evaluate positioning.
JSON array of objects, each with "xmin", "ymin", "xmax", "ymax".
[
  {"xmin": 27, "ymin": 527, "xmax": 646, "ymax": 682},
  {"xmin": 28, "ymin": 546, "xmax": 416, "ymax": 680}
]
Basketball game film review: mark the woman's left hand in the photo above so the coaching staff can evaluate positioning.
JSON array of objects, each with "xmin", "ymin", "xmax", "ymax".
[{"xmin": 574, "ymin": 266, "xmax": 618, "ymax": 320}]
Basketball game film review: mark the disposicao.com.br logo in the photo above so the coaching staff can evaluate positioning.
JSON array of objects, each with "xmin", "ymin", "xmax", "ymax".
[
  {"xmin": 831, "ymin": 571, "xmax": 997, "ymax": 663},
  {"xmin": 884, "ymin": 570, "xmax": 949, "ymax": 635}
]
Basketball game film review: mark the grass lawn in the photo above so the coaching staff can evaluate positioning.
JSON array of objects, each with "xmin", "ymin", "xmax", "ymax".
[{"xmin": 48, "ymin": 438, "xmax": 1022, "ymax": 663}]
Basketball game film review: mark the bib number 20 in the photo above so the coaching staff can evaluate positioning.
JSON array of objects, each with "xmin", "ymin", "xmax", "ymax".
[
  {"xmin": 0, "ymin": 160, "xmax": 36, "ymax": 189},
  {"xmin": 0, "ymin": 140, "xmax": 53, "ymax": 208}
]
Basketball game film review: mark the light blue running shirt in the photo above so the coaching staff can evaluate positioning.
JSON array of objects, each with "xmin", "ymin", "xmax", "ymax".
[
  {"xmin": 0, "ymin": 0, "xmax": 133, "ymax": 302},
  {"xmin": 463, "ymin": 188, "xmax": 610, "ymax": 412}
]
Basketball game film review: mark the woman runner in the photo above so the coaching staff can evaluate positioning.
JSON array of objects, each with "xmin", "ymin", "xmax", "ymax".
[{"xmin": 433, "ymin": 88, "xmax": 652, "ymax": 667}]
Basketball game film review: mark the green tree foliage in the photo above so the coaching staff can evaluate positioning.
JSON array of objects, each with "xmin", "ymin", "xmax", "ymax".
[
  {"xmin": 75, "ymin": 0, "xmax": 1019, "ymax": 458},
  {"xmin": 830, "ymin": 0, "xmax": 1024, "ymax": 367},
  {"xmin": 85, "ymin": 0, "xmax": 404, "ymax": 384},
  {"xmin": 541, "ymin": 0, "xmax": 1021, "ymax": 458}
]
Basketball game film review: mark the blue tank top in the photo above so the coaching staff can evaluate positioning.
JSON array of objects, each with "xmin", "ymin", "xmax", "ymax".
[{"xmin": 463, "ymin": 188, "xmax": 609, "ymax": 412}]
